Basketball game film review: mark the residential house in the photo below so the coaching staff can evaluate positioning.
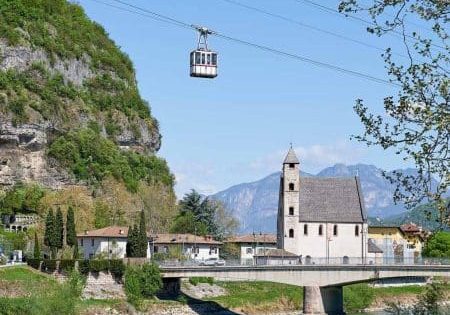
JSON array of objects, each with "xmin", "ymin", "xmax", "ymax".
[
  {"xmin": 225, "ymin": 234, "xmax": 277, "ymax": 265},
  {"xmin": 151, "ymin": 233, "xmax": 222, "ymax": 261},
  {"xmin": 77, "ymin": 226, "xmax": 150, "ymax": 259},
  {"xmin": 368, "ymin": 225, "xmax": 422, "ymax": 263}
]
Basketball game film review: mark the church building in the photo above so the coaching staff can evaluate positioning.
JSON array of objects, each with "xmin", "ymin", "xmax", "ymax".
[{"xmin": 277, "ymin": 148, "xmax": 368, "ymax": 264}]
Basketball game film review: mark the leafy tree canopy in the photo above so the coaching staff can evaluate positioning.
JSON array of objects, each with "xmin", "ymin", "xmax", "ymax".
[
  {"xmin": 338, "ymin": 0, "xmax": 449, "ymax": 225},
  {"xmin": 171, "ymin": 190, "xmax": 239, "ymax": 240},
  {"xmin": 0, "ymin": 183, "xmax": 45, "ymax": 215},
  {"xmin": 422, "ymin": 231, "xmax": 450, "ymax": 258}
]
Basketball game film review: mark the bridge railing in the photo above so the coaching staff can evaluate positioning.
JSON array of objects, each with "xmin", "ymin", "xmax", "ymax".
[{"xmin": 155, "ymin": 257, "xmax": 450, "ymax": 268}]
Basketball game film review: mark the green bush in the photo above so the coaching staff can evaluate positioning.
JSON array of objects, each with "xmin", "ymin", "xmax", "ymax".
[
  {"xmin": 48, "ymin": 128, "xmax": 174, "ymax": 192},
  {"xmin": 344, "ymin": 284, "xmax": 375, "ymax": 312},
  {"xmin": 41, "ymin": 259, "xmax": 57, "ymax": 273},
  {"xmin": 124, "ymin": 263, "xmax": 162, "ymax": 307},
  {"xmin": 189, "ymin": 277, "xmax": 214, "ymax": 286},
  {"xmin": 88, "ymin": 259, "xmax": 109, "ymax": 273},
  {"xmin": 109, "ymin": 259, "xmax": 125, "ymax": 279},
  {"xmin": 59, "ymin": 259, "xmax": 75, "ymax": 273},
  {"xmin": 78, "ymin": 259, "xmax": 89, "ymax": 275},
  {"xmin": 141, "ymin": 263, "xmax": 163, "ymax": 298},
  {"xmin": 422, "ymin": 232, "xmax": 450, "ymax": 258},
  {"xmin": 124, "ymin": 266, "xmax": 143, "ymax": 307},
  {"xmin": 27, "ymin": 258, "xmax": 41, "ymax": 270}
]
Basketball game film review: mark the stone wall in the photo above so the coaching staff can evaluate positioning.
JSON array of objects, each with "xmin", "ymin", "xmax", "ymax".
[{"xmin": 83, "ymin": 272, "xmax": 125, "ymax": 299}]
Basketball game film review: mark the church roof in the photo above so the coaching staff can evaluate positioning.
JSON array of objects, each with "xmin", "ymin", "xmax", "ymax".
[
  {"xmin": 283, "ymin": 148, "xmax": 299, "ymax": 164},
  {"xmin": 368, "ymin": 239, "xmax": 383, "ymax": 253},
  {"xmin": 297, "ymin": 177, "xmax": 367, "ymax": 223}
]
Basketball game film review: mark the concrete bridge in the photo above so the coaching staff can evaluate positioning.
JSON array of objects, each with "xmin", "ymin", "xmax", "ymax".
[{"xmin": 160, "ymin": 264, "xmax": 450, "ymax": 315}]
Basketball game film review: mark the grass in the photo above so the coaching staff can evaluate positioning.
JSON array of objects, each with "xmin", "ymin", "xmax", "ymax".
[
  {"xmin": 0, "ymin": 266, "xmax": 122, "ymax": 315},
  {"xmin": 208, "ymin": 281, "xmax": 302, "ymax": 312}
]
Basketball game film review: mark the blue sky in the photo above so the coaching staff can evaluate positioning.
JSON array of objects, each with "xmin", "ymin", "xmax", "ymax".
[{"xmin": 76, "ymin": 0, "xmax": 414, "ymax": 197}]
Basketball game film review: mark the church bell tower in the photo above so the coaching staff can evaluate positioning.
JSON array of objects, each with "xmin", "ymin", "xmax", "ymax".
[{"xmin": 277, "ymin": 146, "xmax": 300, "ymax": 254}]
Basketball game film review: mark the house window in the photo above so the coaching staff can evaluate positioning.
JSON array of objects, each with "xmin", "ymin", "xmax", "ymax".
[
  {"xmin": 289, "ymin": 183, "xmax": 295, "ymax": 191},
  {"xmin": 289, "ymin": 163, "xmax": 295, "ymax": 168},
  {"xmin": 246, "ymin": 247, "xmax": 253, "ymax": 254},
  {"xmin": 304, "ymin": 224, "xmax": 308, "ymax": 235},
  {"xmin": 333, "ymin": 225, "xmax": 338, "ymax": 236},
  {"xmin": 210, "ymin": 246, "xmax": 217, "ymax": 254},
  {"xmin": 80, "ymin": 239, "xmax": 84, "ymax": 246},
  {"xmin": 318, "ymin": 225, "xmax": 323, "ymax": 236},
  {"xmin": 289, "ymin": 207, "xmax": 294, "ymax": 215},
  {"xmin": 289, "ymin": 229, "xmax": 294, "ymax": 238},
  {"xmin": 91, "ymin": 238, "xmax": 95, "ymax": 246},
  {"xmin": 355, "ymin": 225, "xmax": 359, "ymax": 236}
]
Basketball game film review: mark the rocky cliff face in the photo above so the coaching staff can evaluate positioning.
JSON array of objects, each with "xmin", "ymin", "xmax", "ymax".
[{"xmin": 0, "ymin": 39, "xmax": 161, "ymax": 189}]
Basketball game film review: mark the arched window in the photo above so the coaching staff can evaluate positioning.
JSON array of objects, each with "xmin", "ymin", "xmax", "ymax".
[
  {"xmin": 289, "ymin": 183, "xmax": 295, "ymax": 191},
  {"xmin": 355, "ymin": 225, "xmax": 359, "ymax": 236},
  {"xmin": 289, "ymin": 229, "xmax": 294, "ymax": 238},
  {"xmin": 289, "ymin": 163, "xmax": 295, "ymax": 169},
  {"xmin": 318, "ymin": 225, "xmax": 323, "ymax": 236},
  {"xmin": 289, "ymin": 207, "xmax": 294, "ymax": 215},
  {"xmin": 333, "ymin": 225, "xmax": 338, "ymax": 236},
  {"xmin": 304, "ymin": 224, "xmax": 308, "ymax": 235}
]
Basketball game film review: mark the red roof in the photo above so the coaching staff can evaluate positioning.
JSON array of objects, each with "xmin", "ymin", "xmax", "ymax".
[{"xmin": 77, "ymin": 227, "xmax": 222, "ymax": 244}]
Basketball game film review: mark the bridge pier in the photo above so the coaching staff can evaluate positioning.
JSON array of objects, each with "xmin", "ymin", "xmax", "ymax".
[{"xmin": 303, "ymin": 286, "xmax": 344, "ymax": 315}]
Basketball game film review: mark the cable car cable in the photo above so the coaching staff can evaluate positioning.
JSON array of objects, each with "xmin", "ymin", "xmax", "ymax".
[
  {"xmin": 90, "ymin": 0, "xmax": 193, "ymax": 30},
  {"xmin": 219, "ymin": 0, "xmax": 413, "ymax": 61},
  {"xmin": 293, "ymin": 0, "xmax": 447, "ymax": 51},
  {"xmin": 94, "ymin": 0, "xmax": 401, "ymax": 87}
]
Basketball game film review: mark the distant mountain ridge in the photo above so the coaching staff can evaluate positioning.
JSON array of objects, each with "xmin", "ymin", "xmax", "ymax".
[{"xmin": 211, "ymin": 163, "xmax": 438, "ymax": 233}]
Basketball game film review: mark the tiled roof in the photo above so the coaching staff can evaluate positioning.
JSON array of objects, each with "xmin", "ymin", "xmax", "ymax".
[
  {"xmin": 151, "ymin": 233, "xmax": 222, "ymax": 245},
  {"xmin": 368, "ymin": 239, "xmax": 383, "ymax": 253},
  {"xmin": 77, "ymin": 228, "xmax": 222, "ymax": 245},
  {"xmin": 77, "ymin": 226, "xmax": 130, "ymax": 238},
  {"xmin": 400, "ymin": 223, "xmax": 421, "ymax": 233},
  {"xmin": 296, "ymin": 177, "xmax": 366, "ymax": 223},
  {"xmin": 283, "ymin": 148, "xmax": 300, "ymax": 164},
  {"xmin": 225, "ymin": 234, "xmax": 277, "ymax": 244},
  {"xmin": 254, "ymin": 248, "xmax": 298, "ymax": 257}
]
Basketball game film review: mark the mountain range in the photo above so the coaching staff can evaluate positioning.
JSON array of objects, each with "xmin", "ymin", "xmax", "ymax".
[{"xmin": 211, "ymin": 163, "xmax": 439, "ymax": 233}]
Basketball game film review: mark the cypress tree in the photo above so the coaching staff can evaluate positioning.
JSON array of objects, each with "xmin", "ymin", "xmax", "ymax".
[
  {"xmin": 55, "ymin": 208, "xmax": 64, "ymax": 250},
  {"xmin": 44, "ymin": 209, "xmax": 54, "ymax": 247},
  {"xmin": 33, "ymin": 231, "xmax": 40, "ymax": 259},
  {"xmin": 66, "ymin": 206, "xmax": 76, "ymax": 247},
  {"xmin": 126, "ymin": 225, "xmax": 134, "ymax": 257},
  {"xmin": 138, "ymin": 210, "xmax": 148, "ymax": 257},
  {"xmin": 131, "ymin": 224, "xmax": 139, "ymax": 257}
]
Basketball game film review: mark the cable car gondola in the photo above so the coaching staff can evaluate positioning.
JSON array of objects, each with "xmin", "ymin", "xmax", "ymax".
[{"xmin": 190, "ymin": 26, "xmax": 218, "ymax": 78}]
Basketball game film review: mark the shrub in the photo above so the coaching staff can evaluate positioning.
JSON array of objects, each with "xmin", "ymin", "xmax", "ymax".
[
  {"xmin": 89, "ymin": 259, "xmax": 109, "ymax": 273},
  {"xmin": 124, "ymin": 263, "xmax": 162, "ymax": 306},
  {"xmin": 344, "ymin": 284, "xmax": 374, "ymax": 312},
  {"xmin": 124, "ymin": 266, "xmax": 143, "ymax": 307},
  {"xmin": 78, "ymin": 259, "xmax": 90, "ymax": 275},
  {"xmin": 67, "ymin": 269, "xmax": 86, "ymax": 298},
  {"xmin": 27, "ymin": 258, "xmax": 41, "ymax": 270},
  {"xmin": 109, "ymin": 259, "xmax": 125, "ymax": 279},
  {"xmin": 189, "ymin": 277, "xmax": 214, "ymax": 286},
  {"xmin": 140, "ymin": 263, "xmax": 162, "ymax": 298},
  {"xmin": 59, "ymin": 259, "xmax": 75, "ymax": 273},
  {"xmin": 42, "ymin": 259, "xmax": 57, "ymax": 273}
]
